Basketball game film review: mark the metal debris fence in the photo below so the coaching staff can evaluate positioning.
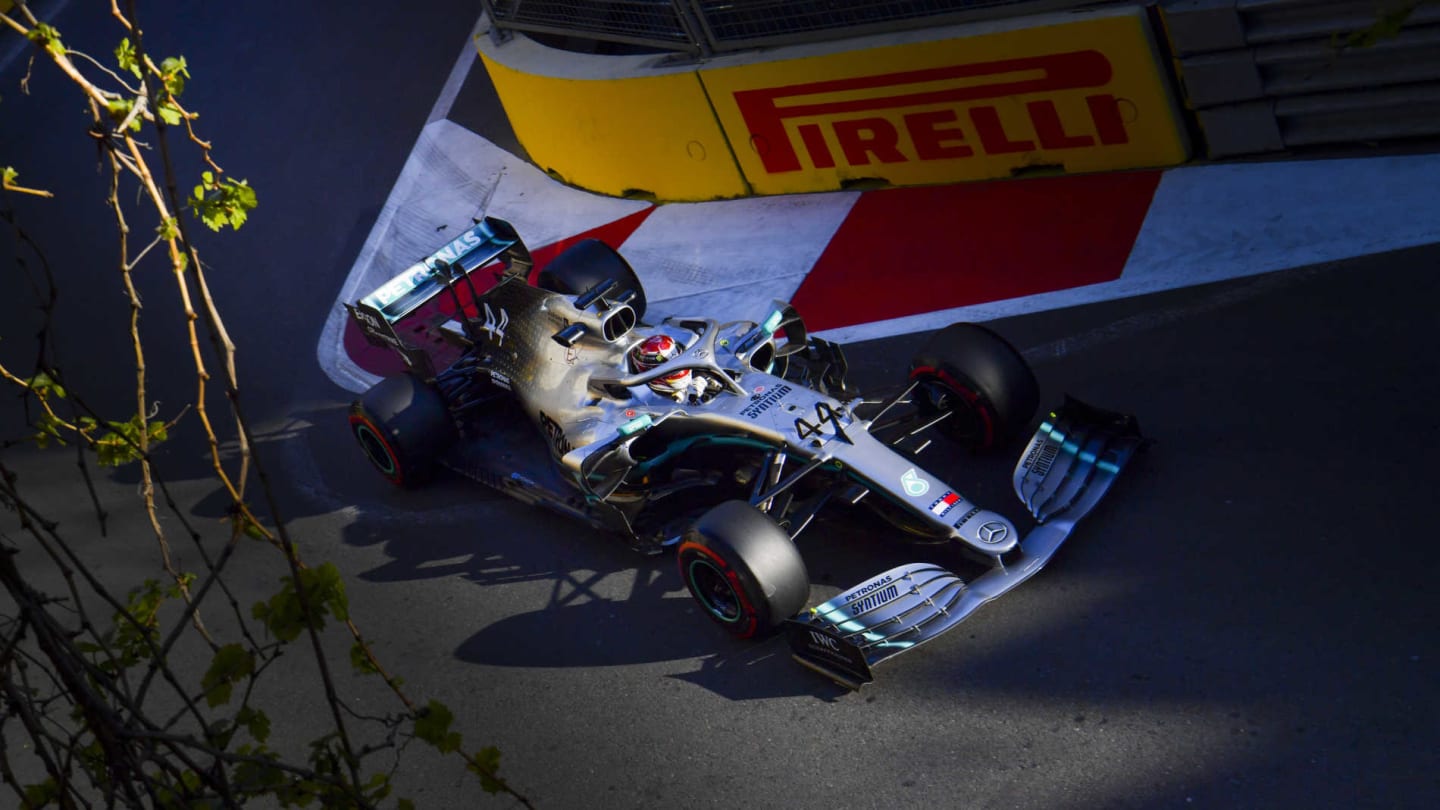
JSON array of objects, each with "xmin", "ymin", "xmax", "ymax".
[{"xmin": 479, "ymin": 0, "xmax": 1105, "ymax": 55}]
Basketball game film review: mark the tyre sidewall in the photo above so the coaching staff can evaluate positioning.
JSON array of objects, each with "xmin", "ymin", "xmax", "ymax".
[
  {"xmin": 909, "ymin": 323, "xmax": 1039, "ymax": 450},
  {"xmin": 678, "ymin": 501, "xmax": 809, "ymax": 639},
  {"xmin": 349, "ymin": 408, "xmax": 406, "ymax": 486},
  {"xmin": 350, "ymin": 373, "xmax": 454, "ymax": 488},
  {"xmin": 677, "ymin": 540, "xmax": 764, "ymax": 638}
]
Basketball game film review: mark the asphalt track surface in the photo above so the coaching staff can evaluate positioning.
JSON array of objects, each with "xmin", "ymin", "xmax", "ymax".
[{"xmin": 1, "ymin": 3, "xmax": 1437, "ymax": 808}]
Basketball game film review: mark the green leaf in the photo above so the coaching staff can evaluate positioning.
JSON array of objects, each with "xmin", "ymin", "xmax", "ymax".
[
  {"xmin": 115, "ymin": 37, "xmax": 142, "ymax": 79},
  {"xmin": 160, "ymin": 55, "xmax": 189, "ymax": 96},
  {"xmin": 32, "ymin": 412, "xmax": 67, "ymax": 449},
  {"xmin": 95, "ymin": 432, "xmax": 135, "ymax": 466},
  {"xmin": 26, "ymin": 371, "xmax": 65, "ymax": 399},
  {"xmin": 231, "ymin": 749, "xmax": 287, "ymax": 794},
  {"xmin": 112, "ymin": 579, "xmax": 167, "ymax": 667},
  {"xmin": 251, "ymin": 562, "xmax": 348, "ymax": 641},
  {"xmin": 3, "ymin": 166, "xmax": 16, "ymax": 186},
  {"xmin": 362, "ymin": 771, "xmax": 392, "ymax": 802},
  {"xmin": 413, "ymin": 700, "xmax": 463, "ymax": 754},
  {"xmin": 207, "ymin": 717, "xmax": 237, "ymax": 750},
  {"xmin": 236, "ymin": 707, "xmax": 271, "ymax": 744},
  {"xmin": 187, "ymin": 175, "xmax": 258, "ymax": 232},
  {"xmin": 26, "ymin": 23, "xmax": 65, "ymax": 58},
  {"xmin": 349, "ymin": 641, "xmax": 380, "ymax": 676},
  {"xmin": 237, "ymin": 512, "xmax": 268, "ymax": 541},
  {"xmin": 158, "ymin": 102, "xmax": 183, "ymax": 126},
  {"xmin": 102, "ymin": 95, "xmax": 141, "ymax": 131},
  {"xmin": 88, "ymin": 412, "xmax": 171, "ymax": 466},
  {"xmin": 92, "ymin": 414, "xmax": 147, "ymax": 466},
  {"xmin": 155, "ymin": 776, "xmax": 216, "ymax": 810},
  {"xmin": 165, "ymin": 572, "xmax": 196, "ymax": 599},
  {"xmin": 23, "ymin": 778, "xmax": 59, "ymax": 807},
  {"xmin": 307, "ymin": 562, "xmax": 349, "ymax": 622},
  {"xmin": 467, "ymin": 746, "xmax": 506, "ymax": 794},
  {"xmin": 201, "ymin": 643, "xmax": 255, "ymax": 707},
  {"xmin": 252, "ymin": 584, "xmax": 304, "ymax": 643},
  {"xmin": 130, "ymin": 580, "xmax": 165, "ymax": 624}
]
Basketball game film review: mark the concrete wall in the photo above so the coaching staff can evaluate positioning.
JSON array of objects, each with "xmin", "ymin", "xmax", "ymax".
[{"xmin": 477, "ymin": 5, "xmax": 1191, "ymax": 201}]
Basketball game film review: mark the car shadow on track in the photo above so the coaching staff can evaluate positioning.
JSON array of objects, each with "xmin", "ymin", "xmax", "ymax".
[
  {"xmin": 393, "ymin": 473, "xmax": 1029, "ymax": 701},
  {"xmin": 332, "ymin": 440, "xmax": 1007, "ymax": 701},
  {"xmin": 439, "ymin": 510, "xmax": 927, "ymax": 701},
  {"xmin": 313, "ymin": 428, "xmax": 828, "ymax": 695},
  {"xmin": 308, "ymin": 350, "xmax": 1052, "ymax": 700},
  {"xmin": 412, "ymin": 500, "xmax": 869, "ymax": 700}
]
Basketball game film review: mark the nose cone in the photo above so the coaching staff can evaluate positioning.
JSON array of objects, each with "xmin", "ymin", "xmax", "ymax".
[{"xmin": 952, "ymin": 509, "xmax": 1018, "ymax": 555}]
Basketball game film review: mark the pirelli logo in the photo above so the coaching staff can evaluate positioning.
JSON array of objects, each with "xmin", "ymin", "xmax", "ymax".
[{"xmin": 733, "ymin": 50, "xmax": 1131, "ymax": 175}]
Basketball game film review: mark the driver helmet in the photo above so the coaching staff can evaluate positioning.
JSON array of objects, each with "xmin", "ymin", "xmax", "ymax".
[{"xmin": 630, "ymin": 334, "xmax": 691, "ymax": 398}]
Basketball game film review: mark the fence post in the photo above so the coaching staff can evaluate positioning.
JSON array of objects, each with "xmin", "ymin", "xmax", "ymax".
[
  {"xmin": 478, "ymin": 0, "xmax": 513, "ymax": 45},
  {"xmin": 674, "ymin": 0, "xmax": 714, "ymax": 57}
]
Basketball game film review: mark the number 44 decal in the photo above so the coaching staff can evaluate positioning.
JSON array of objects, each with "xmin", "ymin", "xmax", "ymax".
[{"xmin": 795, "ymin": 401, "xmax": 850, "ymax": 443}]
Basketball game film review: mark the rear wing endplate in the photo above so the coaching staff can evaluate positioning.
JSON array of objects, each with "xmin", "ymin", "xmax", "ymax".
[{"xmin": 342, "ymin": 299, "xmax": 437, "ymax": 377}]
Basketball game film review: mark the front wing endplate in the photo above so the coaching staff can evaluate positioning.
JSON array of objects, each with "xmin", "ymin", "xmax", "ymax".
[{"xmin": 785, "ymin": 563, "xmax": 967, "ymax": 689}]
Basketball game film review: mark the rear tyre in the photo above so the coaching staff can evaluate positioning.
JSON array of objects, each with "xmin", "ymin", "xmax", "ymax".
[
  {"xmin": 536, "ymin": 238, "xmax": 647, "ymax": 322},
  {"xmin": 349, "ymin": 373, "xmax": 455, "ymax": 488},
  {"xmin": 677, "ymin": 501, "xmax": 810, "ymax": 639},
  {"xmin": 909, "ymin": 323, "xmax": 1039, "ymax": 451}
]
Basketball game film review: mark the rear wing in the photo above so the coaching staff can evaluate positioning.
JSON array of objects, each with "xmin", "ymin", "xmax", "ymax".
[{"xmin": 345, "ymin": 217, "xmax": 531, "ymax": 375}]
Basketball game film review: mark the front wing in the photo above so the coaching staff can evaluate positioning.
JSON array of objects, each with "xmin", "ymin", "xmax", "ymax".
[{"xmin": 786, "ymin": 397, "xmax": 1145, "ymax": 689}]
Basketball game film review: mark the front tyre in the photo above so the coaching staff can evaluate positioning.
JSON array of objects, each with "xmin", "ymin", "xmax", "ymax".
[
  {"xmin": 909, "ymin": 323, "xmax": 1039, "ymax": 451},
  {"xmin": 677, "ymin": 501, "xmax": 810, "ymax": 639},
  {"xmin": 349, "ymin": 373, "xmax": 455, "ymax": 487}
]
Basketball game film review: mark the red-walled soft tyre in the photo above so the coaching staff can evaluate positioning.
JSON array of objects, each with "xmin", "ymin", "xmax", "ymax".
[
  {"xmin": 909, "ymin": 323, "xmax": 1039, "ymax": 451},
  {"xmin": 678, "ymin": 501, "xmax": 809, "ymax": 639},
  {"xmin": 349, "ymin": 374, "xmax": 455, "ymax": 488}
]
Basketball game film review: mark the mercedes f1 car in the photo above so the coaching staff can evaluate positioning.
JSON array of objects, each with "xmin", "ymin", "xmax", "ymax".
[{"xmin": 345, "ymin": 218, "xmax": 1143, "ymax": 688}]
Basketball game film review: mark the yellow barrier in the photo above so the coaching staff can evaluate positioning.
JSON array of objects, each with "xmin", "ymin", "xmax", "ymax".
[
  {"xmin": 477, "ymin": 6, "xmax": 1188, "ymax": 201},
  {"xmin": 477, "ymin": 47, "xmax": 749, "ymax": 200},
  {"xmin": 700, "ymin": 7, "xmax": 1188, "ymax": 195}
]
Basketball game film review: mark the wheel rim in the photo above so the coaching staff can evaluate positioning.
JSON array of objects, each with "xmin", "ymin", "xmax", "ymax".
[
  {"xmin": 686, "ymin": 558, "xmax": 743, "ymax": 623},
  {"xmin": 353, "ymin": 422, "xmax": 397, "ymax": 477},
  {"xmin": 914, "ymin": 375, "xmax": 989, "ymax": 445}
]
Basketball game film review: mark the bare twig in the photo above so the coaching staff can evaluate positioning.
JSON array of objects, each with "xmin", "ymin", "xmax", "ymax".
[{"xmin": 0, "ymin": 3, "xmax": 528, "ymax": 805}]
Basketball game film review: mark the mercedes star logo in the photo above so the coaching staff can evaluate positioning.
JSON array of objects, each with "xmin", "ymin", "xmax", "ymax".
[{"xmin": 977, "ymin": 521, "xmax": 1010, "ymax": 544}]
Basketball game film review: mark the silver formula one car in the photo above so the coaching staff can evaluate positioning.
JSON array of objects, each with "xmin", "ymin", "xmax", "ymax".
[{"xmin": 345, "ymin": 218, "xmax": 1144, "ymax": 688}]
